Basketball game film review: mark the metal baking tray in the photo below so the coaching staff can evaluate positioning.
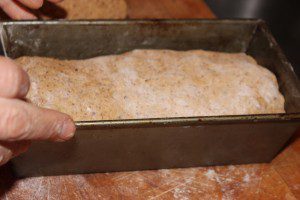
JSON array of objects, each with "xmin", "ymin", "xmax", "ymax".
[{"xmin": 1, "ymin": 19, "xmax": 299, "ymax": 177}]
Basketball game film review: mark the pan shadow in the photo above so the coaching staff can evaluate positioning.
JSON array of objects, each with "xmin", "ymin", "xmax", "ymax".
[{"xmin": 0, "ymin": 163, "xmax": 17, "ymax": 198}]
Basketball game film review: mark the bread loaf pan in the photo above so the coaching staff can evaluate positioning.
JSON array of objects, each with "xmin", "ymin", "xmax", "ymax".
[{"xmin": 1, "ymin": 19, "xmax": 299, "ymax": 177}]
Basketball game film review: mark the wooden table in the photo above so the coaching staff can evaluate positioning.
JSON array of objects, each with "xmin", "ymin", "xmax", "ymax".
[{"xmin": 0, "ymin": 0, "xmax": 300, "ymax": 199}]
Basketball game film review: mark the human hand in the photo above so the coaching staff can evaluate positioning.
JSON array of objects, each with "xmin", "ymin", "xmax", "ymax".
[
  {"xmin": 0, "ymin": 57, "xmax": 75, "ymax": 166},
  {"xmin": 0, "ymin": 0, "xmax": 63, "ymax": 19}
]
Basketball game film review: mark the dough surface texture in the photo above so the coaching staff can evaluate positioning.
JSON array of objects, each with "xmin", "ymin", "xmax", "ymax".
[{"xmin": 16, "ymin": 49, "xmax": 285, "ymax": 121}]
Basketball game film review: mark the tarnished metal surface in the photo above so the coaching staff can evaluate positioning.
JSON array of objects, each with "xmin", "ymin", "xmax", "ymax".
[
  {"xmin": 0, "ymin": 20, "xmax": 299, "ymax": 177},
  {"xmin": 1, "ymin": 19, "xmax": 256, "ymax": 59}
]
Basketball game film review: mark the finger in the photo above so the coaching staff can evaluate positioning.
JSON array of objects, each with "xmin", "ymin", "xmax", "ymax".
[
  {"xmin": 47, "ymin": 0, "xmax": 63, "ymax": 2},
  {"xmin": 0, "ymin": 141, "xmax": 30, "ymax": 166},
  {"xmin": 0, "ymin": 98, "xmax": 76, "ymax": 141},
  {"xmin": 16, "ymin": 0, "xmax": 43, "ymax": 9},
  {"xmin": 0, "ymin": 57, "xmax": 30, "ymax": 98},
  {"xmin": 0, "ymin": 0, "xmax": 37, "ymax": 19}
]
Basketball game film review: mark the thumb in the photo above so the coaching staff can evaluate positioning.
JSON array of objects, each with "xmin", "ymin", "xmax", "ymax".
[{"xmin": 0, "ymin": 98, "xmax": 76, "ymax": 142}]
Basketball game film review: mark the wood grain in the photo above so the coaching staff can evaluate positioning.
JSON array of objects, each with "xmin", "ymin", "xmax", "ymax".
[{"xmin": 0, "ymin": 0, "xmax": 299, "ymax": 199}]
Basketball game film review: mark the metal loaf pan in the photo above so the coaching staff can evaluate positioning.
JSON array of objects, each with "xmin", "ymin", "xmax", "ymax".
[{"xmin": 1, "ymin": 20, "xmax": 300, "ymax": 177}]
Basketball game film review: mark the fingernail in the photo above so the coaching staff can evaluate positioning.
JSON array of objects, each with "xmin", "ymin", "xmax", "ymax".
[
  {"xmin": 20, "ymin": 82, "xmax": 29, "ymax": 97},
  {"xmin": 59, "ymin": 119, "xmax": 76, "ymax": 140},
  {"xmin": 18, "ymin": 69, "xmax": 30, "ymax": 97}
]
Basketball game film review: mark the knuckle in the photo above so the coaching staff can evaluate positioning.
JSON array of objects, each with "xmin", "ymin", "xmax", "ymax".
[
  {"xmin": 0, "ymin": 58, "xmax": 28, "ymax": 97},
  {"xmin": 1, "ymin": 106, "xmax": 31, "ymax": 140}
]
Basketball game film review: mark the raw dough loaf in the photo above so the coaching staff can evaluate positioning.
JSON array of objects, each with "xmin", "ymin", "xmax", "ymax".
[{"xmin": 15, "ymin": 50, "xmax": 285, "ymax": 121}]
